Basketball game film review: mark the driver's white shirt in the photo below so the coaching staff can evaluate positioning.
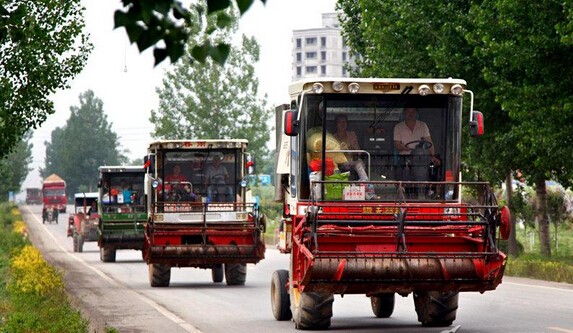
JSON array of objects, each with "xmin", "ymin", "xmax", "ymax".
[{"xmin": 393, "ymin": 120, "xmax": 431, "ymax": 155}]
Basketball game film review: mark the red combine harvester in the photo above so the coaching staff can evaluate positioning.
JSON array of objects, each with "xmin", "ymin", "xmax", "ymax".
[
  {"xmin": 143, "ymin": 139, "xmax": 266, "ymax": 287},
  {"xmin": 271, "ymin": 78, "xmax": 510, "ymax": 329}
]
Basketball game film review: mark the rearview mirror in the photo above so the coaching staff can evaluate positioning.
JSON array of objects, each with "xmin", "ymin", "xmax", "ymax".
[
  {"xmin": 284, "ymin": 110, "xmax": 299, "ymax": 136},
  {"xmin": 469, "ymin": 111, "xmax": 484, "ymax": 137},
  {"xmin": 144, "ymin": 154, "xmax": 155, "ymax": 174}
]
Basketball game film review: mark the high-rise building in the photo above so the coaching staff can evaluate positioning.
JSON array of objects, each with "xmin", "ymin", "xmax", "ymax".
[{"xmin": 292, "ymin": 13, "xmax": 355, "ymax": 81}]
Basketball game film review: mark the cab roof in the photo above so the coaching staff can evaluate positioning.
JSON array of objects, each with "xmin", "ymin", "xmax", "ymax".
[
  {"xmin": 74, "ymin": 192, "xmax": 98, "ymax": 199},
  {"xmin": 288, "ymin": 77, "xmax": 467, "ymax": 97}
]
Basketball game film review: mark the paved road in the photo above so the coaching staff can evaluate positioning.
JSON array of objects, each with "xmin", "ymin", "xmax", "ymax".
[{"xmin": 21, "ymin": 204, "xmax": 573, "ymax": 333}]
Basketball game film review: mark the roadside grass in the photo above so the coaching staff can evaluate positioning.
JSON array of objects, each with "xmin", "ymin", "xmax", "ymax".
[
  {"xmin": 0, "ymin": 203, "xmax": 90, "ymax": 333},
  {"xmin": 501, "ymin": 222, "xmax": 573, "ymax": 284}
]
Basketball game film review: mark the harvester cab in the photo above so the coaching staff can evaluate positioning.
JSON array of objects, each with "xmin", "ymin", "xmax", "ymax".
[
  {"xmin": 142, "ymin": 140, "xmax": 266, "ymax": 287},
  {"xmin": 271, "ymin": 78, "xmax": 510, "ymax": 329},
  {"xmin": 97, "ymin": 166, "xmax": 147, "ymax": 262}
]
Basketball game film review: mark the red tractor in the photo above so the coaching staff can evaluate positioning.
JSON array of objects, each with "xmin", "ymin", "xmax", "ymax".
[
  {"xmin": 271, "ymin": 78, "xmax": 510, "ymax": 329},
  {"xmin": 67, "ymin": 192, "xmax": 100, "ymax": 252}
]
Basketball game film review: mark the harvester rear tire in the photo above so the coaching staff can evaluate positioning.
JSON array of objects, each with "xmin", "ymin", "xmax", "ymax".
[
  {"xmin": 100, "ymin": 247, "xmax": 116, "ymax": 262},
  {"xmin": 212, "ymin": 264, "xmax": 224, "ymax": 283},
  {"xmin": 149, "ymin": 264, "xmax": 171, "ymax": 287},
  {"xmin": 291, "ymin": 288, "xmax": 334, "ymax": 330},
  {"xmin": 371, "ymin": 293, "xmax": 395, "ymax": 318},
  {"xmin": 413, "ymin": 291, "xmax": 458, "ymax": 327},
  {"xmin": 72, "ymin": 235, "xmax": 79, "ymax": 252},
  {"xmin": 271, "ymin": 269, "xmax": 291, "ymax": 321},
  {"xmin": 225, "ymin": 263, "xmax": 247, "ymax": 285}
]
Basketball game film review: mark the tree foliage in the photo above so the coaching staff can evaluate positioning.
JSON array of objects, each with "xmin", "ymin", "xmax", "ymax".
[
  {"xmin": 0, "ymin": 134, "xmax": 32, "ymax": 201},
  {"xmin": 0, "ymin": 0, "xmax": 92, "ymax": 158},
  {"xmin": 150, "ymin": 9, "xmax": 271, "ymax": 172},
  {"xmin": 115, "ymin": 0, "xmax": 266, "ymax": 66},
  {"xmin": 337, "ymin": 1, "xmax": 512, "ymax": 184},
  {"xmin": 337, "ymin": 0, "xmax": 573, "ymax": 256},
  {"xmin": 469, "ymin": 0, "xmax": 573, "ymax": 256},
  {"xmin": 40, "ymin": 91, "xmax": 127, "ymax": 196}
]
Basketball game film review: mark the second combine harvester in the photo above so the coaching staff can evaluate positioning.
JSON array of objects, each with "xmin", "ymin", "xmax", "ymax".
[{"xmin": 142, "ymin": 139, "xmax": 266, "ymax": 287}]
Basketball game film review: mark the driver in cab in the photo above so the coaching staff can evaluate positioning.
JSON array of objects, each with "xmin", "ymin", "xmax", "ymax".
[
  {"xmin": 204, "ymin": 154, "xmax": 232, "ymax": 201},
  {"xmin": 393, "ymin": 104, "xmax": 440, "ymax": 166}
]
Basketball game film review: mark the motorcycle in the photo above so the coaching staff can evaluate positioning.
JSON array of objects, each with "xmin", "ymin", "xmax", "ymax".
[{"xmin": 43, "ymin": 206, "xmax": 58, "ymax": 224}]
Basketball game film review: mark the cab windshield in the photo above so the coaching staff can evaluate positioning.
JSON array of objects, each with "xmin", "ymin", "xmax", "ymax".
[
  {"xmin": 101, "ymin": 172, "xmax": 145, "ymax": 212},
  {"xmin": 158, "ymin": 149, "xmax": 240, "ymax": 203},
  {"xmin": 294, "ymin": 94, "xmax": 462, "ymax": 201}
]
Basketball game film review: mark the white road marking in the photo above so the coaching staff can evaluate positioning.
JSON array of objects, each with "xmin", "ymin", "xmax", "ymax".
[{"xmin": 23, "ymin": 206, "xmax": 202, "ymax": 333}]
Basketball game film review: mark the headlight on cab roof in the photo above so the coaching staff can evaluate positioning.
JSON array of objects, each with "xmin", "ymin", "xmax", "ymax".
[
  {"xmin": 331, "ymin": 81, "xmax": 344, "ymax": 92},
  {"xmin": 450, "ymin": 84, "xmax": 463, "ymax": 95},
  {"xmin": 418, "ymin": 84, "xmax": 430, "ymax": 96},
  {"xmin": 348, "ymin": 82, "xmax": 360, "ymax": 93},
  {"xmin": 433, "ymin": 83, "xmax": 445, "ymax": 93},
  {"xmin": 312, "ymin": 82, "xmax": 324, "ymax": 94}
]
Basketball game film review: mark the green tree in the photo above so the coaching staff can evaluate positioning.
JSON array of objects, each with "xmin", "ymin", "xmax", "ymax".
[
  {"xmin": 150, "ymin": 10, "xmax": 271, "ymax": 172},
  {"xmin": 338, "ymin": 0, "xmax": 573, "ymax": 257},
  {"xmin": 469, "ymin": 0, "xmax": 573, "ymax": 256},
  {"xmin": 337, "ymin": 1, "xmax": 512, "ymax": 183},
  {"xmin": 0, "ymin": 134, "xmax": 32, "ymax": 202},
  {"xmin": 40, "ymin": 90, "xmax": 127, "ymax": 196},
  {"xmin": 0, "ymin": 0, "xmax": 92, "ymax": 158},
  {"xmin": 114, "ymin": 0, "xmax": 266, "ymax": 66}
]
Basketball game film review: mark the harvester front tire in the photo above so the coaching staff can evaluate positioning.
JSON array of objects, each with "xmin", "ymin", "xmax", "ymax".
[
  {"xmin": 149, "ymin": 264, "xmax": 171, "ymax": 287},
  {"xmin": 77, "ymin": 235, "xmax": 84, "ymax": 253},
  {"xmin": 413, "ymin": 291, "xmax": 459, "ymax": 327},
  {"xmin": 100, "ymin": 247, "xmax": 116, "ymax": 262},
  {"xmin": 271, "ymin": 269, "xmax": 291, "ymax": 321},
  {"xmin": 212, "ymin": 264, "xmax": 224, "ymax": 283},
  {"xmin": 225, "ymin": 263, "xmax": 246, "ymax": 286},
  {"xmin": 371, "ymin": 293, "xmax": 395, "ymax": 318},
  {"xmin": 291, "ymin": 288, "xmax": 334, "ymax": 330}
]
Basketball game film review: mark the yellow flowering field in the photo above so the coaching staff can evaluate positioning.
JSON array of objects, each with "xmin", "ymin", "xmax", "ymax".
[{"xmin": 9, "ymin": 245, "xmax": 64, "ymax": 296}]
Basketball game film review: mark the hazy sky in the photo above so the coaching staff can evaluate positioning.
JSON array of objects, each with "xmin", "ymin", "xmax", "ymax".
[{"xmin": 21, "ymin": 0, "xmax": 337, "ymax": 193}]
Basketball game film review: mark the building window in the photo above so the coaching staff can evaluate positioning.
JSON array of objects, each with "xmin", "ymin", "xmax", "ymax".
[
  {"xmin": 296, "ymin": 52, "xmax": 302, "ymax": 62},
  {"xmin": 305, "ymin": 37, "xmax": 317, "ymax": 45},
  {"xmin": 296, "ymin": 66, "xmax": 302, "ymax": 76},
  {"xmin": 305, "ymin": 52, "xmax": 317, "ymax": 59},
  {"xmin": 342, "ymin": 67, "xmax": 347, "ymax": 76},
  {"xmin": 306, "ymin": 66, "xmax": 317, "ymax": 74},
  {"xmin": 296, "ymin": 38, "xmax": 301, "ymax": 48},
  {"xmin": 321, "ymin": 65, "xmax": 326, "ymax": 75},
  {"xmin": 321, "ymin": 51, "xmax": 326, "ymax": 61},
  {"xmin": 321, "ymin": 37, "xmax": 326, "ymax": 47},
  {"xmin": 342, "ymin": 52, "xmax": 347, "ymax": 61}
]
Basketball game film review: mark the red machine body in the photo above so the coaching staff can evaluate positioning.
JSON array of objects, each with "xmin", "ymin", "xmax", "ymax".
[
  {"xmin": 143, "ymin": 139, "xmax": 266, "ymax": 287},
  {"xmin": 67, "ymin": 192, "xmax": 100, "ymax": 252},
  {"xmin": 271, "ymin": 78, "xmax": 508, "ymax": 330}
]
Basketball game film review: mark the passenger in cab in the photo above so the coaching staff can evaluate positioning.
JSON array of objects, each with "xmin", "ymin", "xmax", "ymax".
[
  {"xmin": 165, "ymin": 164, "xmax": 188, "ymax": 184},
  {"xmin": 333, "ymin": 114, "xmax": 360, "ymax": 151},
  {"xmin": 331, "ymin": 114, "xmax": 368, "ymax": 181}
]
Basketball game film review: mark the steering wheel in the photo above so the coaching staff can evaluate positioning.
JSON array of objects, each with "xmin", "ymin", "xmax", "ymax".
[
  {"xmin": 405, "ymin": 140, "xmax": 433, "ymax": 150},
  {"xmin": 210, "ymin": 174, "xmax": 226, "ymax": 184}
]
